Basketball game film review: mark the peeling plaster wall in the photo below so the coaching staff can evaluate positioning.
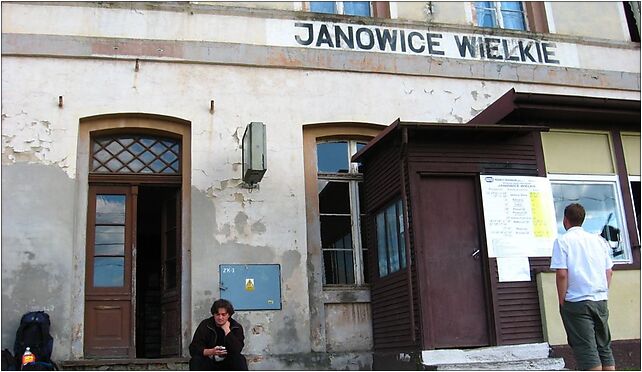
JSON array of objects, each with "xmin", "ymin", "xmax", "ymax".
[
  {"xmin": 324, "ymin": 303, "xmax": 373, "ymax": 352},
  {"xmin": 1, "ymin": 51, "xmax": 639, "ymax": 359},
  {"xmin": 2, "ymin": 51, "xmax": 633, "ymax": 354},
  {"xmin": 1, "ymin": 164, "xmax": 75, "ymax": 361},
  {"xmin": 1, "ymin": 2, "xmax": 640, "ymax": 364}
]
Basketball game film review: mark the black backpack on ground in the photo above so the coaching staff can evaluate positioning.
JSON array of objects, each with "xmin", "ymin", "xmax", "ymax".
[{"xmin": 13, "ymin": 311, "xmax": 56, "ymax": 370}]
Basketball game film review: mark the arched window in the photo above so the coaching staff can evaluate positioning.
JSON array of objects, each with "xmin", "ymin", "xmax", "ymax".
[
  {"xmin": 91, "ymin": 134, "xmax": 181, "ymax": 175},
  {"xmin": 316, "ymin": 139, "xmax": 368, "ymax": 285}
]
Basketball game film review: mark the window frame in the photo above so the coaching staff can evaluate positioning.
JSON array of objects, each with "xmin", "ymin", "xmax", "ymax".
[
  {"xmin": 308, "ymin": 1, "xmax": 373, "ymax": 17},
  {"xmin": 471, "ymin": 1, "xmax": 529, "ymax": 31},
  {"xmin": 86, "ymin": 185, "xmax": 133, "ymax": 296},
  {"xmin": 91, "ymin": 134, "xmax": 182, "ymax": 175},
  {"xmin": 548, "ymin": 173, "xmax": 633, "ymax": 264},
  {"xmin": 317, "ymin": 139, "xmax": 368, "ymax": 286},
  {"xmin": 375, "ymin": 198, "xmax": 407, "ymax": 278},
  {"xmin": 623, "ymin": 1, "xmax": 641, "ymax": 42},
  {"xmin": 628, "ymin": 175, "xmax": 640, "ymax": 240}
]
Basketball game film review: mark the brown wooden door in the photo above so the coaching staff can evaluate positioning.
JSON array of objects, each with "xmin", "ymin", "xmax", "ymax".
[
  {"xmin": 85, "ymin": 185, "xmax": 136, "ymax": 358},
  {"xmin": 160, "ymin": 190, "xmax": 181, "ymax": 356},
  {"xmin": 419, "ymin": 175, "xmax": 491, "ymax": 348}
]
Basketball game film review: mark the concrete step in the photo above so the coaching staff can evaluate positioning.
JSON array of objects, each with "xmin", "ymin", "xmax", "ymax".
[
  {"xmin": 432, "ymin": 357, "xmax": 566, "ymax": 370},
  {"xmin": 421, "ymin": 343, "xmax": 566, "ymax": 370},
  {"xmin": 59, "ymin": 358, "xmax": 189, "ymax": 370}
]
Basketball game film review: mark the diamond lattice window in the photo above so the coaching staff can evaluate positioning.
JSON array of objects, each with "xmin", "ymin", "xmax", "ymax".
[{"xmin": 91, "ymin": 135, "xmax": 181, "ymax": 174}]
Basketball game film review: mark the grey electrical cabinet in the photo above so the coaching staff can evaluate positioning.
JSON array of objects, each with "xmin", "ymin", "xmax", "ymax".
[
  {"xmin": 242, "ymin": 122, "xmax": 267, "ymax": 184},
  {"xmin": 219, "ymin": 264, "xmax": 281, "ymax": 310}
]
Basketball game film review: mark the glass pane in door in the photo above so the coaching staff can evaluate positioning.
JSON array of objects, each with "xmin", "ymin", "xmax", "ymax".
[
  {"xmin": 96, "ymin": 195, "xmax": 126, "ymax": 224},
  {"xmin": 94, "ymin": 257, "xmax": 125, "ymax": 287},
  {"xmin": 94, "ymin": 193, "xmax": 126, "ymax": 287}
]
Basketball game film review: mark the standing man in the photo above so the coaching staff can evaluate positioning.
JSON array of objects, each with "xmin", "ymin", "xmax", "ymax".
[
  {"xmin": 550, "ymin": 203, "xmax": 615, "ymax": 371},
  {"xmin": 189, "ymin": 299, "xmax": 248, "ymax": 370}
]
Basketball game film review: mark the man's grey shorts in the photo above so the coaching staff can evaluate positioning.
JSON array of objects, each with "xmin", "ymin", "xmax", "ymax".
[{"xmin": 560, "ymin": 300, "xmax": 615, "ymax": 370}]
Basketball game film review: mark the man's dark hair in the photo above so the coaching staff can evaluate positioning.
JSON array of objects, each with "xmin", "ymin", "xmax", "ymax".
[
  {"xmin": 564, "ymin": 203, "xmax": 586, "ymax": 226},
  {"xmin": 211, "ymin": 298, "xmax": 235, "ymax": 316}
]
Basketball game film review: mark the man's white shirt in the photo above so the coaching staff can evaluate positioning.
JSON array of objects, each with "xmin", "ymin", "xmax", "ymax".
[{"xmin": 550, "ymin": 226, "xmax": 614, "ymax": 302}]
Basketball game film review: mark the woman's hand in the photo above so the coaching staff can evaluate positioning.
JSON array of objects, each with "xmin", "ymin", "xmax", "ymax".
[
  {"xmin": 221, "ymin": 320, "xmax": 231, "ymax": 335},
  {"xmin": 203, "ymin": 346, "xmax": 228, "ymax": 357}
]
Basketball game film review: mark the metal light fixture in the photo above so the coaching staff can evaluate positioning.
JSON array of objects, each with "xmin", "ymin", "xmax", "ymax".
[{"xmin": 242, "ymin": 121, "xmax": 267, "ymax": 186}]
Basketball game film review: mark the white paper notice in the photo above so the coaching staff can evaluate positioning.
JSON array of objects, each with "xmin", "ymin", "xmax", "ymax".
[
  {"xmin": 497, "ymin": 257, "xmax": 531, "ymax": 282},
  {"xmin": 480, "ymin": 175, "xmax": 557, "ymax": 257}
]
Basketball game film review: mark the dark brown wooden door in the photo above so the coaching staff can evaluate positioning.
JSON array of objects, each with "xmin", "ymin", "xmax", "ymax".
[
  {"xmin": 85, "ymin": 185, "xmax": 135, "ymax": 358},
  {"xmin": 419, "ymin": 175, "xmax": 490, "ymax": 348},
  {"xmin": 160, "ymin": 190, "xmax": 181, "ymax": 356}
]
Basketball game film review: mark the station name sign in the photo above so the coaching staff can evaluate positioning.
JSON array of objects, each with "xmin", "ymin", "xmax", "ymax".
[{"xmin": 271, "ymin": 20, "xmax": 579, "ymax": 67}]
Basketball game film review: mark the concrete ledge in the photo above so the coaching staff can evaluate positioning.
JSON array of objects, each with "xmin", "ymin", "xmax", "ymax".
[
  {"xmin": 433, "ymin": 358, "xmax": 565, "ymax": 370},
  {"xmin": 2, "ymin": 33, "xmax": 639, "ymax": 92},
  {"xmin": 422, "ymin": 343, "xmax": 551, "ymax": 365},
  {"xmin": 59, "ymin": 352, "xmax": 373, "ymax": 370},
  {"xmin": 59, "ymin": 358, "xmax": 189, "ymax": 371}
]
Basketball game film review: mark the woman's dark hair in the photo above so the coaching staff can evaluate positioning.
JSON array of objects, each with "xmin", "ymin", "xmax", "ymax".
[{"xmin": 211, "ymin": 298, "xmax": 234, "ymax": 316}]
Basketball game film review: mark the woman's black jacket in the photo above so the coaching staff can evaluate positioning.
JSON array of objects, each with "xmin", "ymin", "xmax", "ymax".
[{"xmin": 188, "ymin": 317, "xmax": 245, "ymax": 358}]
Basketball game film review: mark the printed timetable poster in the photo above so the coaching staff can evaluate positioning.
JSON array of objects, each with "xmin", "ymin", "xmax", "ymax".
[{"xmin": 480, "ymin": 175, "xmax": 557, "ymax": 258}]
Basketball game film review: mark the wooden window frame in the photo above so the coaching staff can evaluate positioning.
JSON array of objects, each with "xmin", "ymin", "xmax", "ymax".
[
  {"xmin": 524, "ymin": 1, "xmax": 549, "ymax": 33},
  {"xmin": 303, "ymin": 123, "xmax": 385, "ymax": 287},
  {"xmin": 85, "ymin": 185, "xmax": 134, "ymax": 296},
  {"xmin": 375, "ymin": 198, "xmax": 407, "ymax": 278},
  {"xmin": 470, "ymin": 1, "xmax": 549, "ymax": 33},
  {"xmin": 91, "ymin": 134, "xmax": 181, "ymax": 175},
  {"xmin": 306, "ymin": 1, "xmax": 391, "ymax": 18},
  {"xmin": 623, "ymin": 1, "xmax": 641, "ymax": 42},
  {"xmin": 317, "ymin": 139, "xmax": 368, "ymax": 286},
  {"xmin": 548, "ymin": 174, "xmax": 634, "ymax": 264},
  {"xmin": 629, "ymin": 176, "xmax": 641, "ymax": 238}
]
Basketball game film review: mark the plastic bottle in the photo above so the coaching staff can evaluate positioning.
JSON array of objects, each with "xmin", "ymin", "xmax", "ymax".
[{"xmin": 21, "ymin": 347, "xmax": 35, "ymax": 368}]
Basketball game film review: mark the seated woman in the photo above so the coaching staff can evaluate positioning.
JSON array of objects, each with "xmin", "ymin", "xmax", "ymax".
[{"xmin": 189, "ymin": 299, "xmax": 248, "ymax": 370}]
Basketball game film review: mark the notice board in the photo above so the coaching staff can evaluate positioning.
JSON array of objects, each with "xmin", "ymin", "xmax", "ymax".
[{"xmin": 480, "ymin": 175, "xmax": 557, "ymax": 258}]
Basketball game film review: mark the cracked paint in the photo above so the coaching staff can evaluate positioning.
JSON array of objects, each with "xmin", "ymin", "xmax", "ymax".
[
  {"xmin": 221, "ymin": 178, "xmax": 242, "ymax": 189},
  {"xmin": 234, "ymin": 192, "xmax": 246, "ymax": 205},
  {"xmin": 1, "ymin": 118, "xmax": 70, "ymax": 171},
  {"xmin": 2, "ymin": 120, "xmax": 52, "ymax": 162},
  {"xmin": 232, "ymin": 128, "xmax": 242, "ymax": 146}
]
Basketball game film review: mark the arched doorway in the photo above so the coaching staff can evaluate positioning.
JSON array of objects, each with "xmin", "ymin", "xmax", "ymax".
[{"xmin": 78, "ymin": 115, "xmax": 191, "ymax": 359}]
